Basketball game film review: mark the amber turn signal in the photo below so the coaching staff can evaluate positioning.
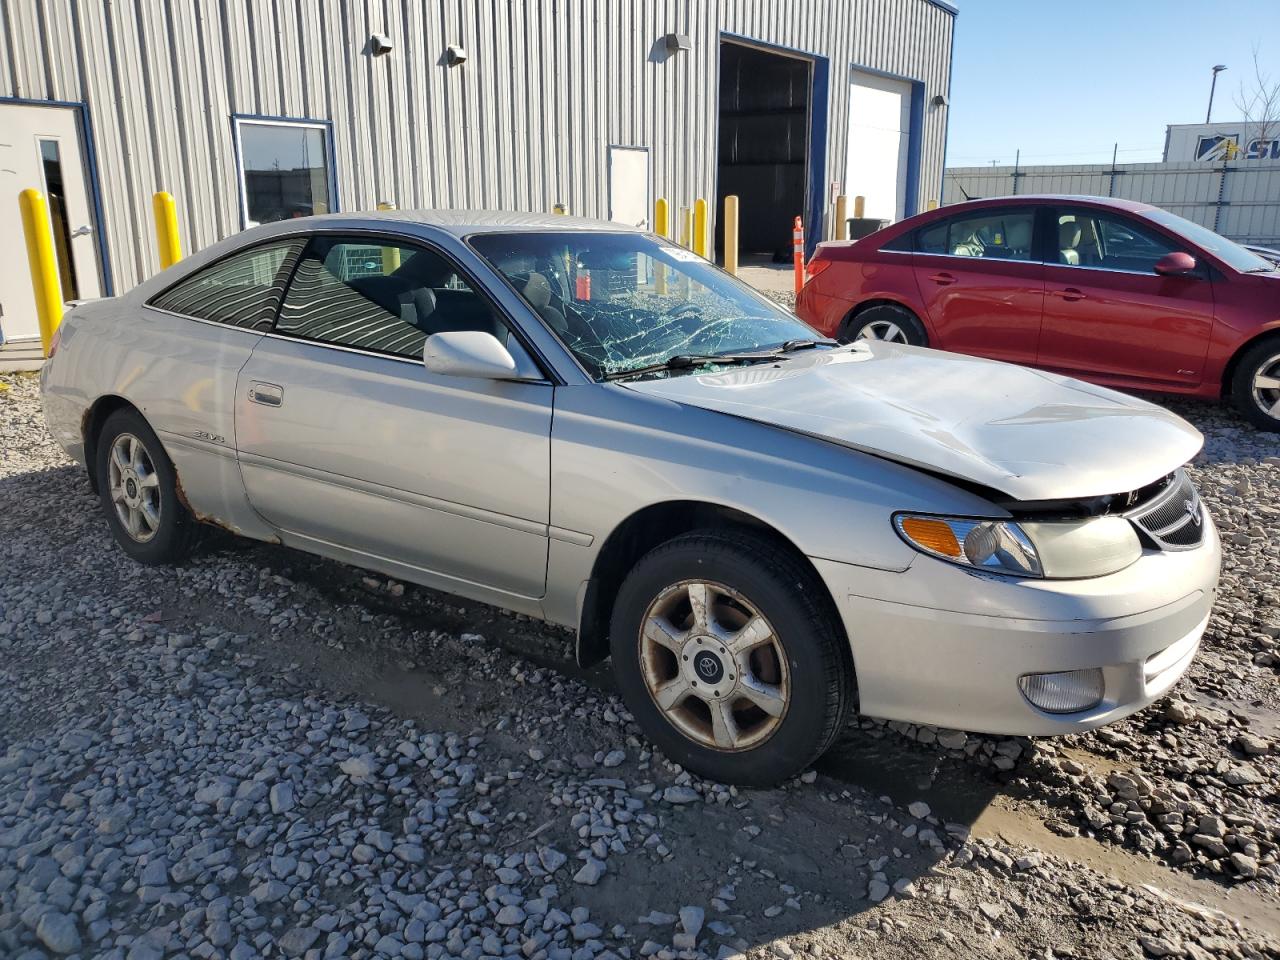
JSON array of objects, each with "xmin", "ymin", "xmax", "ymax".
[{"xmin": 897, "ymin": 516, "xmax": 962, "ymax": 558}]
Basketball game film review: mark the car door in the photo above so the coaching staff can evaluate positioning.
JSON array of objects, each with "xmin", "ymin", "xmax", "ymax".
[
  {"xmin": 234, "ymin": 233, "xmax": 553, "ymax": 606},
  {"xmin": 1038, "ymin": 207, "xmax": 1215, "ymax": 388},
  {"xmin": 910, "ymin": 205, "xmax": 1044, "ymax": 362}
]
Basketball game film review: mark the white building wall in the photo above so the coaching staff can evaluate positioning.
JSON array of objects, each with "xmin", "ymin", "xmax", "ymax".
[{"xmin": 0, "ymin": 0, "xmax": 955, "ymax": 295}]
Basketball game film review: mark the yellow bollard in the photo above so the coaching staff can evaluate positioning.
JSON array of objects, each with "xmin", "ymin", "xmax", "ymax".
[
  {"xmin": 654, "ymin": 197, "xmax": 669, "ymax": 239},
  {"xmin": 927, "ymin": 199, "xmax": 939, "ymax": 211},
  {"xmin": 723, "ymin": 195, "xmax": 739, "ymax": 275},
  {"xmin": 693, "ymin": 197, "xmax": 708, "ymax": 258},
  {"xmin": 19, "ymin": 189, "xmax": 64, "ymax": 358},
  {"xmin": 654, "ymin": 198, "xmax": 670, "ymax": 295},
  {"xmin": 853, "ymin": 195, "xmax": 866, "ymax": 219},
  {"xmin": 376, "ymin": 201, "xmax": 400, "ymax": 271},
  {"xmin": 834, "ymin": 195, "xmax": 848, "ymax": 240},
  {"xmin": 152, "ymin": 191, "xmax": 181, "ymax": 270},
  {"xmin": 679, "ymin": 208, "xmax": 692, "ymax": 298}
]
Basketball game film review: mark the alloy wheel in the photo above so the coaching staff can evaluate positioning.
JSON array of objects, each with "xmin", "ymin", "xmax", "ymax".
[
  {"xmin": 638, "ymin": 579, "xmax": 790, "ymax": 752},
  {"xmin": 1252, "ymin": 352, "xmax": 1280, "ymax": 421},
  {"xmin": 855, "ymin": 319, "xmax": 907, "ymax": 343},
  {"xmin": 107, "ymin": 433, "xmax": 162, "ymax": 543}
]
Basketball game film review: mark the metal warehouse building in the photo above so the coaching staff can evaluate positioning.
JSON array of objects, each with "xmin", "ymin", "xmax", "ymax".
[{"xmin": 0, "ymin": 0, "xmax": 955, "ymax": 346}]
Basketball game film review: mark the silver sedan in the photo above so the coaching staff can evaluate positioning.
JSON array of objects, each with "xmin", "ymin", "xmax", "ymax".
[{"xmin": 41, "ymin": 211, "xmax": 1222, "ymax": 785}]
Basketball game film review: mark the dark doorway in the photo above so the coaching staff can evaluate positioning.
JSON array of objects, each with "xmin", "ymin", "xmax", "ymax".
[{"xmin": 716, "ymin": 41, "xmax": 810, "ymax": 262}]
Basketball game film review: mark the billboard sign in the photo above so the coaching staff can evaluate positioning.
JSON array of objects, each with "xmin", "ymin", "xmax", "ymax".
[{"xmin": 1195, "ymin": 133, "xmax": 1279, "ymax": 162}]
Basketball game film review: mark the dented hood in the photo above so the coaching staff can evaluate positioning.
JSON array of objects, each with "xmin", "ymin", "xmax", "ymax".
[{"xmin": 624, "ymin": 342, "xmax": 1203, "ymax": 501}]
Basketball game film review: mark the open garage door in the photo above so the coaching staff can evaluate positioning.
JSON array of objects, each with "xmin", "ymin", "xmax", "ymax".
[{"xmin": 717, "ymin": 41, "xmax": 812, "ymax": 261}]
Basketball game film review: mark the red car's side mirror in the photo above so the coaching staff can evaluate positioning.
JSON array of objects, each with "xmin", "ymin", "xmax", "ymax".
[{"xmin": 1154, "ymin": 251, "xmax": 1197, "ymax": 276}]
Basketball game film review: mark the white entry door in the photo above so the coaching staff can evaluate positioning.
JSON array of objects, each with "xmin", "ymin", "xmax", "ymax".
[
  {"xmin": 0, "ymin": 103, "xmax": 102, "ymax": 342},
  {"xmin": 845, "ymin": 72, "xmax": 912, "ymax": 223},
  {"xmin": 608, "ymin": 146, "xmax": 650, "ymax": 229}
]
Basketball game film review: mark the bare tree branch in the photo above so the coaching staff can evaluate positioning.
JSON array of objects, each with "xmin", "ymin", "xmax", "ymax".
[{"xmin": 1232, "ymin": 45, "xmax": 1280, "ymax": 154}]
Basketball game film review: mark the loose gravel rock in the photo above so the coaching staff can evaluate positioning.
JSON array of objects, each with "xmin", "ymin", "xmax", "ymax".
[{"xmin": 2, "ymin": 367, "xmax": 1279, "ymax": 959}]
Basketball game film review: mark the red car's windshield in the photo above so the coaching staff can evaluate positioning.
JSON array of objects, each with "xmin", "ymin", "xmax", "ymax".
[{"xmin": 1144, "ymin": 209, "xmax": 1275, "ymax": 273}]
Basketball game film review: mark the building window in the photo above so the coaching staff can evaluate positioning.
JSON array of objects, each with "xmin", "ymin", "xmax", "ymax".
[{"xmin": 234, "ymin": 118, "xmax": 334, "ymax": 227}]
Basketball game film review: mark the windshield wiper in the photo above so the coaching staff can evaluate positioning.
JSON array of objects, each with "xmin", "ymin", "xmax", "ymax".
[
  {"xmin": 603, "ymin": 352, "xmax": 786, "ymax": 381},
  {"xmin": 778, "ymin": 338, "xmax": 839, "ymax": 352}
]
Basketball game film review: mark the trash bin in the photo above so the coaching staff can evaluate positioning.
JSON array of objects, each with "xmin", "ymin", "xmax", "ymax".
[{"xmin": 846, "ymin": 217, "xmax": 890, "ymax": 240}]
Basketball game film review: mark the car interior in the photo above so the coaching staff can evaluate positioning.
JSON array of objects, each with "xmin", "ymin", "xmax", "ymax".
[
  {"xmin": 1056, "ymin": 212, "xmax": 1174, "ymax": 273},
  {"xmin": 275, "ymin": 240, "xmax": 512, "ymax": 358}
]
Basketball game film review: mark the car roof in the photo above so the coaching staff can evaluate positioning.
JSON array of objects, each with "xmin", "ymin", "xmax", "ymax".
[
  {"xmin": 282, "ymin": 208, "xmax": 636, "ymax": 236},
  {"xmin": 928, "ymin": 195, "xmax": 1155, "ymax": 214}
]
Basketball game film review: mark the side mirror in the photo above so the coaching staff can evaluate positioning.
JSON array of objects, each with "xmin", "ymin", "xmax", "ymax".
[
  {"xmin": 1154, "ymin": 251, "xmax": 1197, "ymax": 276},
  {"xmin": 424, "ymin": 331, "xmax": 520, "ymax": 380}
]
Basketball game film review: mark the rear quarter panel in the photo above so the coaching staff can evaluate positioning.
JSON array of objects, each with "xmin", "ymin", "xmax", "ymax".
[
  {"xmin": 799, "ymin": 243, "xmax": 930, "ymax": 339},
  {"xmin": 41, "ymin": 296, "xmax": 277, "ymax": 539}
]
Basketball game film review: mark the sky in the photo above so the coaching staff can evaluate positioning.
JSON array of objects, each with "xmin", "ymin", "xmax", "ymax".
[{"xmin": 946, "ymin": 0, "xmax": 1278, "ymax": 169}]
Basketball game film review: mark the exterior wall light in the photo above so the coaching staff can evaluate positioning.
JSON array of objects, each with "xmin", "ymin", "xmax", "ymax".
[
  {"xmin": 446, "ymin": 44, "xmax": 468, "ymax": 66},
  {"xmin": 370, "ymin": 33, "xmax": 393, "ymax": 56},
  {"xmin": 663, "ymin": 33, "xmax": 692, "ymax": 53}
]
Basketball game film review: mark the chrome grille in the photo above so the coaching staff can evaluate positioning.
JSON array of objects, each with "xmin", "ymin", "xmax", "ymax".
[{"xmin": 1126, "ymin": 470, "xmax": 1204, "ymax": 551}]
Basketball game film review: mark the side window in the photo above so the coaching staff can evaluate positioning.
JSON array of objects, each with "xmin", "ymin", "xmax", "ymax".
[
  {"xmin": 150, "ymin": 240, "xmax": 301, "ymax": 329},
  {"xmin": 1056, "ymin": 210, "xmax": 1176, "ymax": 273},
  {"xmin": 879, "ymin": 232, "xmax": 913, "ymax": 253},
  {"xmin": 276, "ymin": 237, "xmax": 508, "ymax": 359},
  {"xmin": 915, "ymin": 209, "xmax": 1036, "ymax": 262}
]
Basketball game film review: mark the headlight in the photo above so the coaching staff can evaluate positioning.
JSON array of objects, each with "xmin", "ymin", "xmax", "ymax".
[{"xmin": 894, "ymin": 514, "xmax": 1141, "ymax": 579}]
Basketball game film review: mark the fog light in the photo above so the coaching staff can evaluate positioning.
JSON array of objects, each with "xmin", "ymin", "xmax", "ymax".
[{"xmin": 1018, "ymin": 669, "xmax": 1103, "ymax": 714}]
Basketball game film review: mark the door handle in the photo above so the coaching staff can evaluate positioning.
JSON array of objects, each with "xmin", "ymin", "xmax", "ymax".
[
  {"xmin": 929, "ymin": 272, "xmax": 957, "ymax": 285},
  {"xmin": 248, "ymin": 381, "xmax": 283, "ymax": 407},
  {"xmin": 71, "ymin": 224, "xmax": 93, "ymax": 238},
  {"xmin": 1051, "ymin": 287, "xmax": 1087, "ymax": 301}
]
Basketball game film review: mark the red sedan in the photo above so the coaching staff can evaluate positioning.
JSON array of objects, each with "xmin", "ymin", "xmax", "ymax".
[{"xmin": 797, "ymin": 195, "xmax": 1280, "ymax": 431}]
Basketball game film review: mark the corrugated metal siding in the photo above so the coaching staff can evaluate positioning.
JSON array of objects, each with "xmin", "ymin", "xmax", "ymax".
[
  {"xmin": 1, "ymin": 0, "xmax": 953, "ymax": 294},
  {"xmin": 944, "ymin": 161, "xmax": 1280, "ymax": 247}
]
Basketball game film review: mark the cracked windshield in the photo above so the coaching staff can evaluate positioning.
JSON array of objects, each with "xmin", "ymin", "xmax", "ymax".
[{"xmin": 470, "ymin": 231, "xmax": 824, "ymax": 379}]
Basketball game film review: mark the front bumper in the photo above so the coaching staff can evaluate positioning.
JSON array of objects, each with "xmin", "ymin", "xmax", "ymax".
[{"xmin": 812, "ymin": 512, "xmax": 1221, "ymax": 736}]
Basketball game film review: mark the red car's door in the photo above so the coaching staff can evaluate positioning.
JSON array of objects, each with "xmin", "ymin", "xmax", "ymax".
[
  {"xmin": 911, "ymin": 205, "xmax": 1044, "ymax": 362},
  {"xmin": 1038, "ymin": 207, "xmax": 1215, "ymax": 388}
]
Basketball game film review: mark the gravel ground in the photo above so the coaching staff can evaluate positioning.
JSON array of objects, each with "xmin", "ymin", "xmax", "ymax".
[{"xmin": 2, "ymin": 365, "xmax": 1279, "ymax": 960}]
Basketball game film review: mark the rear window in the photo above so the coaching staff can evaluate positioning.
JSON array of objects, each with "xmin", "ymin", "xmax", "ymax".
[{"xmin": 150, "ymin": 240, "xmax": 302, "ymax": 329}]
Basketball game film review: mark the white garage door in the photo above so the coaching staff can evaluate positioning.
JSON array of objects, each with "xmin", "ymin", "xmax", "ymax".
[{"xmin": 845, "ymin": 72, "xmax": 912, "ymax": 223}]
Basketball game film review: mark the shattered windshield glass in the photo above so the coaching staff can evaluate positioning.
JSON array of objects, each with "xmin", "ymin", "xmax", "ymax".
[{"xmin": 469, "ymin": 231, "xmax": 823, "ymax": 380}]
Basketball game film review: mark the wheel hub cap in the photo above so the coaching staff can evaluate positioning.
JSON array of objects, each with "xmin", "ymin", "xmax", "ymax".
[
  {"xmin": 107, "ymin": 432, "xmax": 161, "ymax": 543},
  {"xmin": 638, "ymin": 579, "xmax": 790, "ymax": 752},
  {"xmin": 687, "ymin": 641, "xmax": 729, "ymax": 693},
  {"xmin": 1252, "ymin": 352, "xmax": 1280, "ymax": 420}
]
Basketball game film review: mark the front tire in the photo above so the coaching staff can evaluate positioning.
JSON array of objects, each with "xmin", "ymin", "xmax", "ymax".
[
  {"xmin": 95, "ymin": 408, "xmax": 200, "ymax": 564},
  {"xmin": 609, "ymin": 530, "xmax": 853, "ymax": 786},
  {"xmin": 842, "ymin": 303, "xmax": 928, "ymax": 346},
  {"xmin": 1230, "ymin": 339, "xmax": 1280, "ymax": 432}
]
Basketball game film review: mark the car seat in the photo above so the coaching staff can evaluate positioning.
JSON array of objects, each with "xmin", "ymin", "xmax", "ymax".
[{"xmin": 1058, "ymin": 221, "xmax": 1082, "ymax": 265}]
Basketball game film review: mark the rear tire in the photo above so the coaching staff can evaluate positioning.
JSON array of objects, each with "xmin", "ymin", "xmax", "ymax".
[
  {"xmin": 1230, "ymin": 338, "xmax": 1280, "ymax": 432},
  {"xmin": 842, "ymin": 303, "xmax": 928, "ymax": 346},
  {"xmin": 95, "ymin": 408, "xmax": 201, "ymax": 564},
  {"xmin": 609, "ymin": 530, "xmax": 853, "ymax": 786}
]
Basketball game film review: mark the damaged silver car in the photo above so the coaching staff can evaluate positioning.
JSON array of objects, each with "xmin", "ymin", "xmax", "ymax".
[{"xmin": 42, "ymin": 211, "xmax": 1221, "ymax": 785}]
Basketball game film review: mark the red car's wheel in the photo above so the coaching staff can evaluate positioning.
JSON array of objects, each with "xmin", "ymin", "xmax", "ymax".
[
  {"xmin": 1231, "ymin": 338, "xmax": 1280, "ymax": 432},
  {"xmin": 842, "ymin": 304, "xmax": 928, "ymax": 346}
]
